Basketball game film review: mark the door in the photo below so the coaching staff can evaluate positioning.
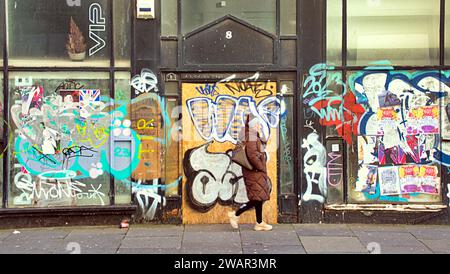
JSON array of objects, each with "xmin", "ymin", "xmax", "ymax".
[{"xmin": 181, "ymin": 81, "xmax": 282, "ymax": 224}]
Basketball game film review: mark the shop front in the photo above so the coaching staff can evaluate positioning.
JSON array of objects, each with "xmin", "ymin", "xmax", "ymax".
[{"xmin": 1, "ymin": 0, "xmax": 450, "ymax": 227}]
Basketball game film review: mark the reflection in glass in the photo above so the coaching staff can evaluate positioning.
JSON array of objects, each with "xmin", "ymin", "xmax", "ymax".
[
  {"xmin": 347, "ymin": 0, "xmax": 439, "ymax": 66},
  {"xmin": 280, "ymin": 0, "xmax": 296, "ymax": 36},
  {"xmin": 181, "ymin": 0, "xmax": 276, "ymax": 34},
  {"xmin": 7, "ymin": 72, "xmax": 111, "ymax": 208},
  {"xmin": 326, "ymin": 0, "xmax": 342, "ymax": 66},
  {"xmin": 8, "ymin": 0, "xmax": 110, "ymax": 67}
]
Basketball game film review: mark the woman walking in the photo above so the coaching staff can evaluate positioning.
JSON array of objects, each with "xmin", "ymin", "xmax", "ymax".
[{"xmin": 228, "ymin": 114, "xmax": 272, "ymax": 231}]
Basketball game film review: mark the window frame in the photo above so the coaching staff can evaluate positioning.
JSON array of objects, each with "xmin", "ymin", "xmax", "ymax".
[
  {"xmin": 325, "ymin": 0, "xmax": 449, "ymax": 206},
  {"xmin": 0, "ymin": 0, "xmax": 133, "ymax": 208}
]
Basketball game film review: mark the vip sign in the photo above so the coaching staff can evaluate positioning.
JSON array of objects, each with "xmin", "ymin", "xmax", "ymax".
[{"xmin": 89, "ymin": 3, "xmax": 106, "ymax": 56}]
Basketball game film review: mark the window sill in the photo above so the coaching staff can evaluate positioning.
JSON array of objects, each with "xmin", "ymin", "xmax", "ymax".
[{"xmin": 325, "ymin": 204, "xmax": 447, "ymax": 212}]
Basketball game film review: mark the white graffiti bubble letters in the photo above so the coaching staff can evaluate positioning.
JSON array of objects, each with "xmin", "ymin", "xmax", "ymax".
[
  {"xmin": 131, "ymin": 69, "xmax": 159, "ymax": 95},
  {"xmin": 301, "ymin": 133, "xmax": 327, "ymax": 204},
  {"xmin": 187, "ymin": 95, "xmax": 285, "ymax": 144},
  {"xmin": 89, "ymin": 3, "xmax": 106, "ymax": 57},
  {"xmin": 184, "ymin": 143, "xmax": 248, "ymax": 212}
]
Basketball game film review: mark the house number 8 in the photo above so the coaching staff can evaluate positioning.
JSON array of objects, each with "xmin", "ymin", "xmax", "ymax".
[{"xmin": 226, "ymin": 31, "xmax": 233, "ymax": 39}]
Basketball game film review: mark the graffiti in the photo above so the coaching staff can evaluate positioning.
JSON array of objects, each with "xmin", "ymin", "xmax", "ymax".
[
  {"xmin": 304, "ymin": 120, "xmax": 317, "ymax": 133},
  {"xmin": 131, "ymin": 69, "xmax": 159, "ymax": 95},
  {"xmin": 187, "ymin": 95, "xmax": 285, "ymax": 144},
  {"xmin": 195, "ymin": 83, "xmax": 219, "ymax": 97},
  {"xmin": 132, "ymin": 179, "xmax": 166, "ymax": 221},
  {"xmin": 301, "ymin": 132, "xmax": 327, "ymax": 204},
  {"xmin": 225, "ymin": 81, "xmax": 274, "ymax": 98},
  {"xmin": 136, "ymin": 119, "xmax": 155, "ymax": 131},
  {"xmin": 62, "ymin": 146, "xmax": 96, "ymax": 160},
  {"xmin": 79, "ymin": 89, "xmax": 101, "ymax": 118},
  {"xmin": 54, "ymin": 80, "xmax": 85, "ymax": 92},
  {"xmin": 280, "ymin": 115, "xmax": 293, "ymax": 173},
  {"xmin": 88, "ymin": 3, "xmax": 106, "ymax": 56},
  {"xmin": 183, "ymin": 143, "xmax": 248, "ymax": 213},
  {"xmin": 14, "ymin": 170, "xmax": 105, "ymax": 206},
  {"xmin": 327, "ymin": 152, "xmax": 343, "ymax": 187},
  {"xmin": 6, "ymin": 72, "xmax": 181, "ymax": 222},
  {"xmin": 302, "ymin": 63, "xmax": 366, "ymax": 144}
]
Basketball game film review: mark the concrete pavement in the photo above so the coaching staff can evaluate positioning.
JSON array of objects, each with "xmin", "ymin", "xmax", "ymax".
[{"xmin": 0, "ymin": 223, "xmax": 449, "ymax": 254}]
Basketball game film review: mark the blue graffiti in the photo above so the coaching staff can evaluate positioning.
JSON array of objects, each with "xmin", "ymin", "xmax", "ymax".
[{"xmin": 187, "ymin": 95, "xmax": 286, "ymax": 144}]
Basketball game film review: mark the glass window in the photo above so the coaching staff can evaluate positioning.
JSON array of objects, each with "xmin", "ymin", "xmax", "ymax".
[
  {"xmin": 280, "ymin": 81, "xmax": 294, "ymax": 194},
  {"xmin": 445, "ymin": 2, "xmax": 450, "ymax": 64},
  {"xmin": 162, "ymin": 0, "xmax": 178, "ymax": 36},
  {"xmin": 0, "ymin": 0, "xmax": 4, "ymax": 67},
  {"xmin": 181, "ymin": 0, "xmax": 276, "ymax": 34},
  {"xmin": 326, "ymin": 0, "xmax": 342, "ymax": 66},
  {"xmin": 280, "ymin": 0, "xmax": 296, "ymax": 36},
  {"xmin": 0, "ymin": 74, "xmax": 3, "ymax": 207},
  {"xmin": 8, "ymin": 0, "xmax": 111, "ymax": 67},
  {"xmin": 114, "ymin": 72, "xmax": 132, "ymax": 204},
  {"xmin": 347, "ymin": 0, "xmax": 440, "ymax": 66},
  {"xmin": 114, "ymin": 0, "xmax": 131, "ymax": 68},
  {"xmin": 164, "ymin": 97, "xmax": 181, "ymax": 197},
  {"xmin": 8, "ymin": 72, "xmax": 111, "ymax": 208}
]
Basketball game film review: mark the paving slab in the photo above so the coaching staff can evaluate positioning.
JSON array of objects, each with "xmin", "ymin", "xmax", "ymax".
[
  {"xmin": 239, "ymin": 224, "xmax": 296, "ymax": 232},
  {"xmin": 63, "ymin": 234, "xmax": 124, "ymax": 250},
  {"xmin": 374, "ymin": 245, "xmax": 433, "ymax": 254},
  {"xmin": 294, "ymin": 224, "xmax": 354, "ymax": 237},
  {"xmin": 349, "ymin": 224, "xmax": 408, "ymax": 233},
  {"xmin": 0, "ymin": 239, "xmax": 67, "ymax": 254},
  {"xmin": 3, "ymin": 228, "xmax": 71, "ymax": 240},
  {"xmin": 0, "ymin": 231, "xmax": 11, "ymax": 241},
  {"xmin": 420, "ymin": 239, "xmax": 450, "ymax": 253},
  {"xmin": 183, "ymin": 231, "xmax": 241, "ymax": 244},
  {"xmin": 300, "ymin": 236, "xmax": 368, "ymax": 254},
  {"xmin": 184, "ymin": 224, "xmax": 236, "ymax": 232},
  {"xmin": 354, "ymin": 231, "xmax": 424, "ymax": 247},
  {"xmin": 120, "ymin": 236, "xmax": 182, "ymax": 249},
  {"xmin": 240, "ymin": 231, "xmax": 301, "ymax": 246},
  {"xmin": 407, "ymin": 227, "xmax": 450, "ymax": 240},
  {"xmin": 64, "ymin": 227, "xmax": 127, "ymax": 236},
  {"xmin": 181, "ymin": 244, "xmax": 243, "ymax": 254},
  {"xmin": 117, "ymin": 248, "xmax": 183, "ymax": 254},
  {"xmin": 126, "ymin": 225, "xmax": 184, "ymax": 237},
  {"xmin": 243, "ymin": 245, "xmax": 306, "ymax": 254}
]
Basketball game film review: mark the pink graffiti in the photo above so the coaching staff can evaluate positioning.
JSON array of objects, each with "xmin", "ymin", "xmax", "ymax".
[{"xmin": 327, "ymin": 152, "xmax": 343, "ymax": 187}]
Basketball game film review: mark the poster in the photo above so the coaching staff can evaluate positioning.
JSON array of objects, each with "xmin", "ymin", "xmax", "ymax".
[
  {"xmin": 399, "ymin": 165, "xmax": 420, "ymax": 194},
  {"xmin": 377, "ymin": 107, "xmax": 399, "ymax": 135},
  {"xmin": 59, "ymin": 90, "xmax": 80, "ymax": 103},
  {"xmin": 355, "ymin": 165, "xmax": 377, "ymax": 194},
  {"xmin": 79, "ymin": 89, "xmax": 101, "ymax": 118},
  {"xmin": 357, "ymin": 136, "xmax": 378, "ymax": 165},
  {"xmin": 378, "ymin": 90, "xmax": 401, "ymax": 108},
  {"xmin": 407, "ymin": 105, "xmax": 439, "ymax": 135},
  {"xmin": 418, "ymin": 165, "xmax": 440, "ymax": 195},
  {"xmin": 378, "ymin": 166, "xmax": 401, "ymax": 196},
  {"xmin": 21, "ymin": 86, "xmax": 43, "ymax": 115}
]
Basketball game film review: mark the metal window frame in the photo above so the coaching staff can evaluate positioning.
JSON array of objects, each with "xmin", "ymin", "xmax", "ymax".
[{"xmin": 331, "ymin": 0, "xmax": 449, "ymax": 206}]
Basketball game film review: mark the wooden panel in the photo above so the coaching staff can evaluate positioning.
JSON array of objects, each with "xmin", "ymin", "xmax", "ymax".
[{"xmin": 182, "ymin": 82, "xmax": 279, "ymax": 224}]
